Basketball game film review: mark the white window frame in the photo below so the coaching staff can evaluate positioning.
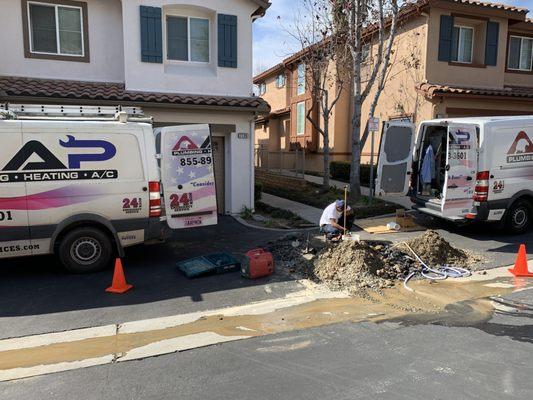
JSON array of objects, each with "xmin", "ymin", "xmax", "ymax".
[
  {"xmin": 257, "ymin": 83, "xmax": 266, "ymax": 95},
  {"xmin": 276, "ymin": 73, "xmax": 285, "ymax": 88},
  {"xmin": 165, "ymin": 14, "xmax": 210, "ymax": 64},
  {"xmin": 27, "ymin": 1, "xmax": 85, "ymax": 57},
  {"xmin": 296, "ymin": 101, "xmax": 305, "ymax": 135},
  {"xmin": 507, "ymin": 35, "xmax": 533, "ymax": 72},
  {"xmin": 297, "ymin": 63, "xmax": 306, "ymax": 95},
  {"xmin": 452, "ymin": 25, "xmax": 474, "ymax": 64}
]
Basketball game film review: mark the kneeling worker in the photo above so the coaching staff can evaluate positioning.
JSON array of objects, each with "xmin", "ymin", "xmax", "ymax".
[{"xmin": 319, "ymin": 199, "xmax": 354, "ymax": 240}]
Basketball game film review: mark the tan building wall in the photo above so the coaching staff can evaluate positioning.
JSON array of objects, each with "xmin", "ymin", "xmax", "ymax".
[
  {"xmin": 359, "ymin": 15, "xmax": 431, "ymax": 162},
  {"xmin": 260, "ymin": 71, "xmax": 288, "ymax": 111},
  {"xmin": 425, "ymin": 7, "xmax": 508, "ymax": 89}
]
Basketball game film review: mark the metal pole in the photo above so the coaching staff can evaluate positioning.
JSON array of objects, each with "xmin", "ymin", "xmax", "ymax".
[
  {"xmin": 343, "ymin": 185, "xmax": 348, "ymax": 235},
  {"xmin": 369, "ymin": 128, "xmax": 375, "ymax": 203}
]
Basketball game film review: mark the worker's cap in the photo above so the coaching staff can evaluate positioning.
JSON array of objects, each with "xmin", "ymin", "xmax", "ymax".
[{"xmin": 335, "ymin": 200, "xmax": 345, "ymax": 208}]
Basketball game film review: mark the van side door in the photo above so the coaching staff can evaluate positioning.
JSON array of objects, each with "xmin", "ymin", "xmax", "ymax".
[
  {"xmin": 441, "ymin": 123, "xmax": 478, "ymax": 218},
  {"xmin": 376, "ymin": 121, "xmax": 416, "ymax": 196},
  {"xmin": 0, "ymin": 121, "xmax": 32, "ymax": 258}
]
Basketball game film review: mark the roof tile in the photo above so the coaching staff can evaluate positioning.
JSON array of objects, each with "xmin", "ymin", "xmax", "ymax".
[
  {"xmin": 417, "ymin": 83, "xmax": 533, "ymax": 99},
  {"xmin": 0, "ymin": 76, "xmax": 270, "ymax": 113}
]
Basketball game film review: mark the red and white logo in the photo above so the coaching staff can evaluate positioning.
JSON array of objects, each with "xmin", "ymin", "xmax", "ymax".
[{"xmin": 507, "ymin": 131, "xmax": 533, "ymax": 163}]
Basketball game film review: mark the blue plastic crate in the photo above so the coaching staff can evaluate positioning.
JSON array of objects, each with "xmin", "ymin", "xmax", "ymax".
[{"xmin": 177, "ymin": 252, "xmax": 241, "ymax": 278}]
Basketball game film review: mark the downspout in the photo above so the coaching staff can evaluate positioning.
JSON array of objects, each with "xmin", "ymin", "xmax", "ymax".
[{"xmin": 250, "ymin": 112, "xmax": 257, "ymax": 211}]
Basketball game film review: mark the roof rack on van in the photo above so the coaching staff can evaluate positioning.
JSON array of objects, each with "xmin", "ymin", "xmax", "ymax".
[{"xmin": 0, "ymin": 103, "xmax": 153, "ymax": 123}]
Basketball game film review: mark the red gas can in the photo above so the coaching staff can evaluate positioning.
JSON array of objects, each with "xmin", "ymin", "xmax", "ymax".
[{"xmin": 242, "ymin": 248, "xmax": 274, "ymax": 279}]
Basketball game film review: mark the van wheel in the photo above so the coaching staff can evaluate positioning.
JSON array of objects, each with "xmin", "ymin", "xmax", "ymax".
[
  {"xmin": 505, "ymin": 200, "xmax": 531, "ymax": 234},
  {"xmin": 58, "ymin": 227, "xmax": 113, "ymax": 273}
]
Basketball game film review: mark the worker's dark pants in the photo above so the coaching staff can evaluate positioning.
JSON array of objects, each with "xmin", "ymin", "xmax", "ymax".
[{"xmin": 320, "ymin": 213, "xmax": 355, "ymax": 236}]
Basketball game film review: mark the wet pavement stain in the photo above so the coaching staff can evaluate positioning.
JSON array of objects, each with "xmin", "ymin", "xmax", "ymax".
[{"xmin": 1, "ymin": 274, "xmax": 531, "ymax": 373}]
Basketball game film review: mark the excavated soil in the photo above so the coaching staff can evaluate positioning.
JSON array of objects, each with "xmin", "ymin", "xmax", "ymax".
[
  {"xmin": 269, "ymin": 230, "xmax": 484, "ymax": 294},
  {"xmin": 398, "ymin": 230, "xmax": 483, "ymax": 268},
  {"xmin": 312, "ymin": 241, "xmax": 387, "ymax": 292}
]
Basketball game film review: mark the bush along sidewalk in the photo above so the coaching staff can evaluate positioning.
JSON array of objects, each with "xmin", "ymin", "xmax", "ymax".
[
  {"xmin": 329, "ymin": 161, "xmax": 376, "ymax": 189},
  {"xmin": 241, "ymin": 201, "xmax": 314, "ymax": 229},
  {"xmin": 262, "ymin": 181, "xmax": 400, "ymax": 219}
]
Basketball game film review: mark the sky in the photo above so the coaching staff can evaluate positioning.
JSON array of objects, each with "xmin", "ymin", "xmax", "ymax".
[{"xmin": 252, "ymin": 0, "xmax": 533, "ymax": 76}]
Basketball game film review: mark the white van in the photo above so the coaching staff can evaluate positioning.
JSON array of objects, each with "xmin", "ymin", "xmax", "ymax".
[
  {"xmin": 0, "ymin": 103, "xmax": 190, "ymax": 273},
  {"xmin": 376, "ymin": 116, "xmax": 533, "ymax": 234}
]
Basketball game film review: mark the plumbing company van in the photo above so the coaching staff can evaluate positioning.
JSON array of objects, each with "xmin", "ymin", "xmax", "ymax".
[
  {"xmin": 0, "ymin": 105, "xmax": 218, "ymax": 272},
  {"xmin": 376, "ymin": 116, "xmax": 533, "ymax": 234}
]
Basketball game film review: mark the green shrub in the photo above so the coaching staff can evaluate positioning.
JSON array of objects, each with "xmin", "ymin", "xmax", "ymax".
[
  {"xmin": 330, "ymin": 161, "xmax": 350, "ymax": 181},
  {"xmin": 254, "ymin": 182, "xmax": 263, "ymax": 203},
  {"xmin": 360, "ymin": 164, "xmax": 377, "ymax": 188},
  {"xmin": 329, "ymin": 161, "xmax": 376, "ymax": 187},
  {"xmin": 240, "ymin": 206, "xmax": 253, "ymax": 219}
]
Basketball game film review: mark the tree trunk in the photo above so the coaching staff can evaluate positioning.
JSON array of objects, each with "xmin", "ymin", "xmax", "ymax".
[
  {"xmin": 323, "ymin": 115, "xmax": 331, "ymax": 191},
  {"xmin": 350, "ymin": 95, "xmax": 362, "ymax": 201}
]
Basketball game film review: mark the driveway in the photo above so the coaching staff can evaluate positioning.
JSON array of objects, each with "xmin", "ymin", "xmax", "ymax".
[{"xmin": 0, "ymin": 216, "xmax": 304, "ymax": 339}]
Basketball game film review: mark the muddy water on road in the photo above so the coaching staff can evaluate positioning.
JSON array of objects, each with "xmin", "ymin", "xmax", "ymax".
[{"xmin": 0, "ymin": 274, "xmax": 530, "ymax": 373}]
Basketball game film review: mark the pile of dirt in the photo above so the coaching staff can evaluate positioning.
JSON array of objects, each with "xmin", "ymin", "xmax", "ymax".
[
  {"xmin": 398, "ymin": 230, "xmax": 482, "ymax": 268},
  {"xmin": 268, "ymin": 230, "xmax": 483, "ymax": 294},
  {"xmin": 312, "ymin": 241, "xmax": 388, "ymax": 291}
]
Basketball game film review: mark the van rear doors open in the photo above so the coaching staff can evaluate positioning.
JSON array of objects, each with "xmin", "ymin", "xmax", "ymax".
[
  {"xmin": 160, "ymin": 124, "xmax": 218, "ymax": 229},
  {"xmin": 376, "ymin": 121, "xmax": 416, "ymax": 196},
  {"xmin": 441, "ymin": 123, "xmax": 478, "ymax": 218}
]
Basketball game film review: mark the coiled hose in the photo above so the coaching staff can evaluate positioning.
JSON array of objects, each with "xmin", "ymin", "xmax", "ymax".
[{"xmin": 402, "ymin": 242, "xmax": 471, "ymax": 292}]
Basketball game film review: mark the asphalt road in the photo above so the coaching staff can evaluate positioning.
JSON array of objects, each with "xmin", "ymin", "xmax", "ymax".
[{"xmin": 2, "ymin": 288, "xmax": 532, "ymax": 400}]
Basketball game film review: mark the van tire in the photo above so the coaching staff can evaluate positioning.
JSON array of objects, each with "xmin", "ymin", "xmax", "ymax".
[
  {"xmin": 58, "ymin": 227, "xmax": 114, "ymax": 273},
  {"xmin": 505, "ymin": 200, "xmax": 531, "ymax": 234}
]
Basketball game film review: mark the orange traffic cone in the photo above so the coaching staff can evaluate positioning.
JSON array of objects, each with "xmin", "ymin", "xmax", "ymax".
[
  {"xmin": 508, "ymin": 244, "xmax": 533, "ymax": 277},
  {"xmin": 106, "ymin": 258, "xmax": 133, "ymax": 293}
]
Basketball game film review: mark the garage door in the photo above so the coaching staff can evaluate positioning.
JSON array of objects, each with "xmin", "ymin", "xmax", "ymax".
[{"xmin": 212, "ymin": 136, "xmax": 225, "ymax": 214}]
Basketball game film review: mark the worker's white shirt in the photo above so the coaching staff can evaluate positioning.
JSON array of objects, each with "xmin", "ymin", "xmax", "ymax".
[{"xmin": 319, "ymin": 202, "xmax": 351, "ymax": 226}]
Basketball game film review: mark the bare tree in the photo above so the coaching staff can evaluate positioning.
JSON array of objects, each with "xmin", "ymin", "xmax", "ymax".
[
  {"xmin": 334, "ymin": 0, "xmax": 400, "ymax": 201},
  {"xmin": 289, "ymin": 0, "xmax": 346, "ymax": 191}
]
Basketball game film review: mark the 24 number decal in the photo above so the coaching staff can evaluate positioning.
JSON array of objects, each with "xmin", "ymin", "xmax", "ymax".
[
  {"xmin": 169, "ymin": 193, "xmax": 193, "ymax": 211},
  {"xmin": 122, "ymin": 198, "xmax": 142, "ymax": 214},
  {"xmin": 493, "ymin": 180, "xmax": 504, "ymax": 193}
]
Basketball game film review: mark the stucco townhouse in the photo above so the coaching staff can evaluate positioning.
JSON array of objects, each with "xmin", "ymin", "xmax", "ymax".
[
  {"xmin": 0, "ymin": 0, "xmax": 270, "ymax": 214},
  {"xmin": 253, "ymin": 0, "xmax": 533, "ymax": 171}
]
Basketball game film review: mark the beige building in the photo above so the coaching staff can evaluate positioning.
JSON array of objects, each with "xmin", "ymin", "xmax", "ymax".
[{"xmin": 254, "ymin": 0, "xmax": 533, "ymax": 171}]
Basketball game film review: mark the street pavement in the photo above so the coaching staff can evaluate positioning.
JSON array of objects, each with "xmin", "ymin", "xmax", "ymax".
[{"xmin": 2, "ymin": 288, "xmax": 532, "ymax": 399}]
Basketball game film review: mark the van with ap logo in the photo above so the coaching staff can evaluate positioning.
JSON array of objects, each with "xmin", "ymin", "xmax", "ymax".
[
  {"xmin": 0, "ymin": 105, "xmax": 218, "ymax": 272},
  {"xmin": 376, "ymin": 116, "xmax": 533, "ymax": 234}
]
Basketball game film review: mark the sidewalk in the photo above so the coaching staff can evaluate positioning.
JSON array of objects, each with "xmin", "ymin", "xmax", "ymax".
[
  {"xmin": 261, "ymin": 193, "xmax": 321, "ymax": 225},
  {"xmin": 304, "ymin": 174, "xmax": 413, "ymax": 209}
]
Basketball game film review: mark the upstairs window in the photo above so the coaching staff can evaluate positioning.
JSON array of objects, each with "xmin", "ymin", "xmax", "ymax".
[
  {"xmin": 26, "ymin": 1, "xmax": 85, "ymax": 57},
  {"xmin": 297, "ymin": 63, "xmax": 306, "ymax": 95},
  {"xmin": 296, "ymin": 102, "xmax": 305, "ymax": 135},
  {"xmin": 276, "ymin": 74, "xmax": 286, "ymax": 88},
  {"xmin": 508, "ymin": 35, "xmax": 533, "ymax": 71},
  {"xmin": 166, "ymin": 16, "xmax": 209, "ymax": 62},
  {"xmin": 257, "ymin": 83, "xmax": 266, "ymax": 95},
  {"xmin": 451, "ymin": 26, "xmax": 473, "ymax": 63}
]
